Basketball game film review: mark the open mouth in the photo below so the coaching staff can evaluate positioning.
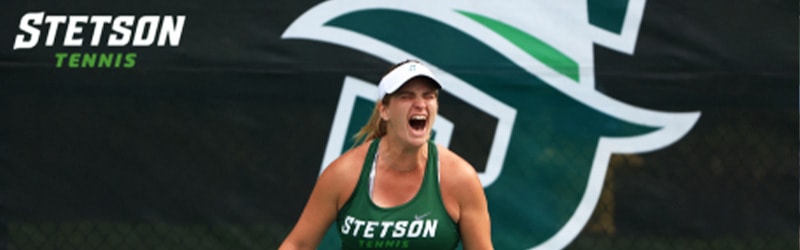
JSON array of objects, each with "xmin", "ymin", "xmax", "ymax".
[{"xmin": 409, "ymin": 115, "xmax": 427, "ymax": 132}]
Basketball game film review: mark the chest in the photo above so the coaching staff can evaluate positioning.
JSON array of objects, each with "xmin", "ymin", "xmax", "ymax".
[{"xmin": 371, "ymin": 167, "xmax": 425, "ymax": 208}]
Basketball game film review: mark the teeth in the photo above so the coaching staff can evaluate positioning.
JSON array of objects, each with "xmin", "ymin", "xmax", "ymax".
[{"xmin": 411, "ymin": 115, "xmax": 426, "ymax": 120}]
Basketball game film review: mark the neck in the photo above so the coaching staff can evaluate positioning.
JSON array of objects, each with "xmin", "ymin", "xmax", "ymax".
[{"xmin": 378, "ymin": 136, "xmax": 428, "ymax": 172}]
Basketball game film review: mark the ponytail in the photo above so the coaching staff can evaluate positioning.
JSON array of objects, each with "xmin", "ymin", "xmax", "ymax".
[{"xmin": 353, "ymin": 98, "xmax": 390, "ymax": 145}]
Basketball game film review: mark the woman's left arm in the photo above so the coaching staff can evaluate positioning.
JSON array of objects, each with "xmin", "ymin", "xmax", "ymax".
[{"xmin": 452, "ymin": 161, "xmax": 494, "ymax": 250}]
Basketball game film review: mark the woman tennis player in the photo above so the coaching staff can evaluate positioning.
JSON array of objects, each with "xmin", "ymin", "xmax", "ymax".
[{"xmin": 279, "ymin": 60, "xmax": 493, "ymax": 249}]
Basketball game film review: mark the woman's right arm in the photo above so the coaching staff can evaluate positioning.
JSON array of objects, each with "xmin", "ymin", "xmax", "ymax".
[{"xmin": 278, "ymin": 162, "xmax": 347, "ymax": 250}]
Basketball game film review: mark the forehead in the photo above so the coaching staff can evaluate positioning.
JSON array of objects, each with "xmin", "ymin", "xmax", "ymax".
[{"xmin": 396, "ymin": 77, "xmax": 439, "ymax": 92}]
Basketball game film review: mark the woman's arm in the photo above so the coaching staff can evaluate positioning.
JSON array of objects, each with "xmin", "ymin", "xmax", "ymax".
[
  {"xmin": 278, "ymin": 167, "xmax": 340, "ymax": 250},
  {"xmin": 440, "ymin": 146, "xmax": 494, "ymax": 250},
  {"xmin": 455, "ymin": 165, "xmax": 494, "ymax": 250},
  {"xmin": 280, "ymin": 151, "xmax": 366, "ymax": 249},
  {"xmin": 279, "ymin": 145, "xmax": 365, "ymax": 250}
]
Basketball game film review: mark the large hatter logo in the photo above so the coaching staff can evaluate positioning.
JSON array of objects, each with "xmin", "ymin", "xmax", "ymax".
[{"xmin": 282, "ymin": 1, "xmax": 700, "ymax": 249}]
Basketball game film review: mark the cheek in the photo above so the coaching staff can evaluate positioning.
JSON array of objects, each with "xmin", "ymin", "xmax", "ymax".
[
  {"xmin": 428, "ymin": 101, "xmax": 439, "ymax": 112},
  {"xmin": 383, "ymin": 105, "xmax": 404, "ymax": 122}
]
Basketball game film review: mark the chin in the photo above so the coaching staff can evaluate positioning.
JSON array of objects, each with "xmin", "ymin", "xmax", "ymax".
[{"xmin": 406, "ymin": 135, "xmax": 429, "ymax": 147}]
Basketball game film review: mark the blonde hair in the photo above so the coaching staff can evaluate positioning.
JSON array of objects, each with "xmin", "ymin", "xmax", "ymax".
[{"xmin": 353, "ymin": 98, "xmax": 391, "ymax": 145}]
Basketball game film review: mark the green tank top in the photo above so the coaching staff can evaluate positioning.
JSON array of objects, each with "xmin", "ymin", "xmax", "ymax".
[{"xmin": 336, "ymin": 139, "xmax": 460, "ymax": 249}]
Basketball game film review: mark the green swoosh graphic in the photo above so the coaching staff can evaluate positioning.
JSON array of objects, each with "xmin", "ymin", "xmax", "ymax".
[
  {"xmin": 324, "ymin": 9, "xmax": 657, "ymax": 248},
  {"xmin": 457, "ymin": 10, "xmax": 580, "ymax": 82}
]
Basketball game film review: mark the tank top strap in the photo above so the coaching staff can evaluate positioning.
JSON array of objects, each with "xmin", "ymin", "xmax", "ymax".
[
  {"xmin": 422, "ymin": 140, "xmax": 439, "ymax": 192},
  {"xmin": 428, "ymin": 140, "xmax": 438, "ymax": 177},
  {"xmin": 357, "ymin": 138, "xmax": 381, "ymax": 200}
]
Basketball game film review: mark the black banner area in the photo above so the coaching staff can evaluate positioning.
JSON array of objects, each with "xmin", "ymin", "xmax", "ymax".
[{"xmin": 0, "ymin": 0, "xmax": 797, "ymax": 249}]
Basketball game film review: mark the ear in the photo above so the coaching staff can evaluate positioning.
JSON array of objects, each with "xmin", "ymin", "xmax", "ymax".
[{"xmin": 379, "ymin": 102, "xmax": 389, "ymax": 121}]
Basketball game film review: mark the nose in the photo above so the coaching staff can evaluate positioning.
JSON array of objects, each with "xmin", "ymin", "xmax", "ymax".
[{"xmin": 412, "ymin": 96, "xmax": 427, "ymax": 110}]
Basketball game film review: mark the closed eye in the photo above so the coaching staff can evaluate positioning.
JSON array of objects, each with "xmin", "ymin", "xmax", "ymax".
[
  {"xmin": 424, "ymin": 92, "xmax": 438, "ymax": 100},
  {"xmin": 395, "ymin": 92, "xmax": 414, "ymax": 100}
]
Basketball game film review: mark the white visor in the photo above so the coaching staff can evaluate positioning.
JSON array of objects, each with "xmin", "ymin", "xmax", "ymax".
[{"xmin": 377, "ymin": 61, "xmax": 441, "ymax": 99}]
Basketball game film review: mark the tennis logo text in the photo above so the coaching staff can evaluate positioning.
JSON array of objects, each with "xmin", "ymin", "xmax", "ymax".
[
  {"xmin": 13, "ymin": 12, "xmax": 186, "ymax": 68},
  {"xmin": 340, "ymin": 215, "xmax": 438, "ymax": 248}
]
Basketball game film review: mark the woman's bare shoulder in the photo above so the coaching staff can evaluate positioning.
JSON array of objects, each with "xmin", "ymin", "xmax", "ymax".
[
  {"xmin": 324, "ymin": 141, "xmax": 371, "ymax": 175},
  {"xmin": 435, "ymin": 144, "xmax": 480, "ymax": 183},
  {"xmin": 316, "ymin": 141, "xmax": 371, "ymax": 200},
  {"xmin": 435, "ymin": 144, "xmax": 487, "ymax": 222}
]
